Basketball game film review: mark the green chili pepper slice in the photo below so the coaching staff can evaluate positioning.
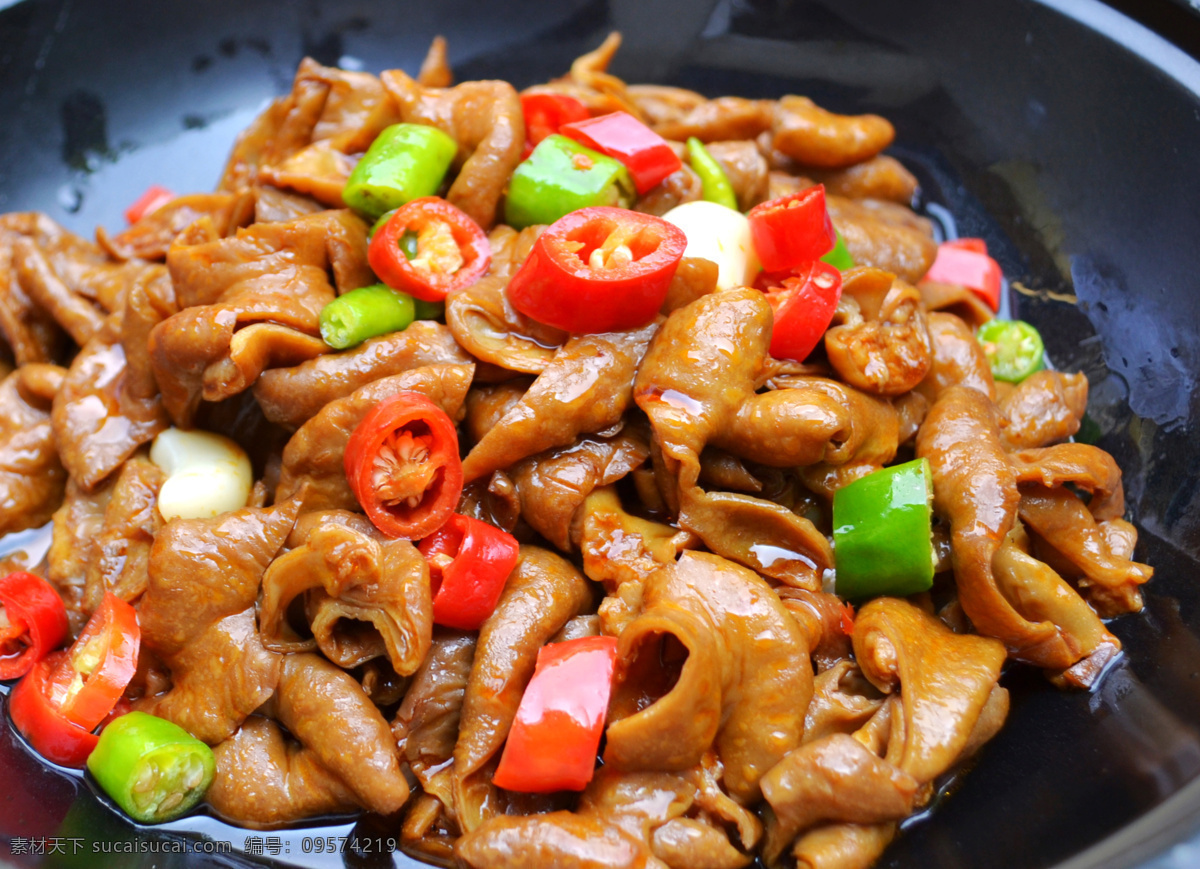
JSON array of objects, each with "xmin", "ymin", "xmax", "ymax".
[
  {"xmin": 86, "ymin": 712, "xmax": 215, "ymax": 824},
  {"xmin": 319, "ymin": 284, "xmax": 416, "ymax": 349},
  {"xmin": 976, "ymin": 318, "xmax": 1046, "ymax": 383},
  {"xmin": 343, "ymin": 123, "xmax": 458, "ymax": 218},
  {"xmin": 504, "ymin": 134, "xmax": 635, "ymax": 229},
  {"xmin": 832, "ymin": 458, "xmax": 936, "ymax": 601},
  {"xmin": 686, "ymin": 137, "xmax": 738, "ymax": 210},
  {"xmin": 820, "ymin": 230, "xmax": 855, "ymax": 271}
]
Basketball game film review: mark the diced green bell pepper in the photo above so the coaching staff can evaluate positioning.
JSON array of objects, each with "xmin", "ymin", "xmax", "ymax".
[
  {"xmin": 504, "ymin": 134, "xmax": 635, "ymax": 229},
  {"xmin": 320, "ymin": 283, "xmax": 416, "ymax": 349},
  {"xmin": 686, "ymin": 137, "xmax": 738, "ymax": 210},
  {"xmin": 832, "ymin": 458, "xmax": 936, "ymax": 601},
  {"xmin": 86, "ymin": 712, "xmax": 215, "ymax": 824},
  {"xmin": 977, "ymin": 318, "xmax": 1045, "ymax": 383},
  {"xmin": 343, "ymin": 123, "xmax": 458, "ymax": 218},
  {"xmin": 821, "ymin": 230, "xmax": 855, "ymax": 271}
]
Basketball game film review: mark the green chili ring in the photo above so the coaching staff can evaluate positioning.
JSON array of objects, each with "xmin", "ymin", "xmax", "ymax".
[
  {"xmin": 977, "ymin": 318, "xmax": 1046, "ymax": 383},
  {"xmin": 319, "ymin": 284, "xmax": 417, "ymax": 350},
  {"xmin": 343, "ymin": 123, "xmax": 458, "ymax": 218}
]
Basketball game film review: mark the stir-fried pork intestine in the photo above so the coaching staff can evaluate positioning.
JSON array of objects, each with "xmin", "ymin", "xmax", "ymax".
[{"xmin": 0, "ymin": 32, "xmax": 1153, "ymax": 869}]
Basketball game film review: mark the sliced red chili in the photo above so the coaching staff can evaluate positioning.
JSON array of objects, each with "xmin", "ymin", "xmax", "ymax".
[
  {"xmin": 0, "ymin": 571, "xmax": 69, "ymax": 681},
  {"xmin": 53, "ymin": 592, "xmax": 140, "ymax": 731},
  {"xmin": 418, "ymin": 514, "xmax": 519, "ymax": 631},
  {"xmin": 345, "ymin": 392, "xmax": 463, "ymax": 540},
  {"xmin": 760, "ymin": 260, "xmax": 843, "ymax": 362},
  {"xmin": 520, "ymin": 93, "xmax": 590, "ymax": 158},
  {"xmin": 8, "ymin": 592, "xmax": 139, "ymax": 768},
  {"xmin": 368, "ymin": 197, "xmax": 491, "ymax": 303},
  {"xmin": 748, "ymin": 184, "xmax": 836, "ymax": 273},
  {"xmin": 923, "ymin": 239, "xmax": 1003, "ymax": 312},
  {"xmin": 492, "ymin": 636, "xmax": 619, "ymax": 793},
  {"xmin": 9, "ymin": 651, "xmax": 100, "ymax": 768},
  {"xmin": 506, "ymin": 206, "xmax": 686, "ymax": 333},
  {"xmin": 124, "ymin": 185, "xmax": 176, "ymax": 224},
  {"xmin": 560, "ymin": 111, "xmax": 682, "ymax": 195}
]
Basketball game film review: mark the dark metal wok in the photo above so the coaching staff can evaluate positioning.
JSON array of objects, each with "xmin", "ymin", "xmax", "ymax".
[{"xmin": 2, "ymin": 0, "xmax": 1199, "ymax": 867}]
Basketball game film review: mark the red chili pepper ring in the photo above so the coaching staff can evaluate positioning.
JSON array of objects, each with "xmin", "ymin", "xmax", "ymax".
[
  {"xmin": 506, "ymin": 206, "xmax": 686, "ymax": 334},
  {"xmin": 9, "ymin": 652, "xmax": 100, "ymax": 768},
  {"xmin": 368, "ymin": 197, "xmax": 491, "ymax": 303},
  {"xmin": 345, "ymin": 392, "xmax": 464, "ymax": 540}
]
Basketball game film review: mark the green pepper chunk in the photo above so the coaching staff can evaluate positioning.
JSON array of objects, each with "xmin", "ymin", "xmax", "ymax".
[
  {"xmin": 821, "ymin": 230, "xmax": 855, "ymax": 271},
  {"xmin": 832, "ymin": 458, "xmax": 936, "ymax": 601},
  {"xmin": 686, "ymin": 137, "xmax": 738, "ymax": 210},
  {"xmin": 320, "ymin": 283, "xmax": 416, "ymax": 349},
  {"xmin": 343, "ymin": 123, "xmax": 458, "ymax": 218},
  {"xmin": 504, "ymin": 134, "xmax": 635, "ymax": 229},
  {"xmin": 86, "ymin": 712, "xmax": 215, "ymax": 824},
  {"xmin": 977, "ymin": 318, "xmax": 1045, "ymax": 383}
]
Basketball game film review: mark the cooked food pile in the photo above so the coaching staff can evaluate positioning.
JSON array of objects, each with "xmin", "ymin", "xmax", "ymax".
[{"xmin": 0, "ymin": 32, "xmax": 1153, "ymax": 869}]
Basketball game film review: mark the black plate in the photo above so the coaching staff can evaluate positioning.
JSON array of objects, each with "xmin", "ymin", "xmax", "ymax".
[{"xmin": 3, "ymin": 0, "xmax": 1200, "ymax": 867}]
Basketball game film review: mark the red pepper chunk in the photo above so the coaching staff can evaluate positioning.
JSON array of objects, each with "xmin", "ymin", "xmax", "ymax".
[
  {"xmin": 418, "ymin": 514, "xmax": 519, "ymax": 631},
  {"xmin": 9, "ymin": 591, "xmax": 139, "ymax": 768},
  {"xmin": 924, "ymin": 239, "xmax": 1003, "ymax": 312},
  {"xmin": 53, "ymin": 592, "xmax": 140, "ymax": 731},
  {"xmin": 9, "ymin": 652, "xmax": 100, "ymax": 768},
  {"xmin": 345, "ymin": 392, "xmax": 463, "ymax": 540},
  {"xmin": 124, "ymin": 185, "xmax": 175, "ymax": 224},
  {"xmin": 520, "ymin": 93, "xmax": 590, "ymax": 159},
  {"xmin": 492, "ymin": 636, "xmax": 619, "ymax": 793},
  {"xmin": 759, "ymin": 260, "xmax": 843, "ymax": 362},
  {"xmin": 560, "ymin": 111, "xmax": 682, "ymax": 195},
  {"xmin": 748, "ymin": 185, "xmax": 836, "ymax": 273},
  {"xmin": 368, "ymin": 197, "xmax": 491, "ymax": 303},
  {"xmin": 507, "ymin": 207, "xmax": 686, "ymax": 333},
  {"xmin": 944, "ymin": 237, "xmax": 987, "ymax": 254},
  {"xmin": 0, "ymin": 571, "xmax": 69, "ymax": 681}
]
